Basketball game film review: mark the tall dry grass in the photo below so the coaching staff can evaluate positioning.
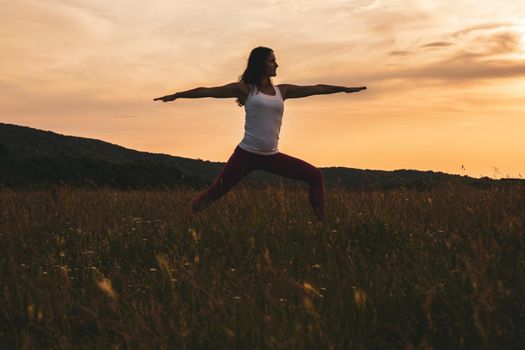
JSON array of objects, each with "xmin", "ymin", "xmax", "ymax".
[{"xmin": 0, "ymin": 184, "xmax": 524, "ymax": 349}]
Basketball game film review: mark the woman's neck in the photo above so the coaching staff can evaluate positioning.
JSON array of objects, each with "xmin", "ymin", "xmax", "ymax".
[{"xmin": 260, "ymin": 77, "xmax": 272, "ymax": 87}]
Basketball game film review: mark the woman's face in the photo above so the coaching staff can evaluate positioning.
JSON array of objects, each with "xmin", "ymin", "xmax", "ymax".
[{"xmin": 264, "ymin": 52, "xmax": 278, "ymax": 77}]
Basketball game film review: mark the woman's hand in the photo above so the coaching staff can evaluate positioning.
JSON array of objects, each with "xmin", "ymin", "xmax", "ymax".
[
  {"xmin": 153, "ymin": 94, "xmax": 178, "ymax": 102},
  {"xmin": 345, "ymin": 87, "xmax": 367, "ymax": 93}
]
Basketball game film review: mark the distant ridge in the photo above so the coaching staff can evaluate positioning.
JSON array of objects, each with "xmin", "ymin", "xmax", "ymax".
[
  {"xmin": 0, "ymin": 123, "xmax": 210, "ymax": 189},
  {"xmin": 0, "ymin": 123, "xmax": 521, "ymax": 190}
]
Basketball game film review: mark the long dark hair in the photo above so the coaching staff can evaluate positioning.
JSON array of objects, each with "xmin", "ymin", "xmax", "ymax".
[{"xmin": 236, "ymin": 46, "xmax": 273, "ymax": 106}]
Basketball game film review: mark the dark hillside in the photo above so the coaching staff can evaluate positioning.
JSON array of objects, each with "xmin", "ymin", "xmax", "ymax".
[{"xmin": 0, "ymin": 123, "xmax": 522, "ymax": 190}]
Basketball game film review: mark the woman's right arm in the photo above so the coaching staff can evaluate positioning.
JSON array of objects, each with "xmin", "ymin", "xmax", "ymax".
[{"xmin": 154, "ymin": 82, "xmax": 248, "ymax": 102}]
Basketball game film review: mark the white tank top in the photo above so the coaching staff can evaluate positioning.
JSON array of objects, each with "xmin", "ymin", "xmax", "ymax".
[{"xmin": 238, "ymin": 83, "xmax": 284, "ymax": 155}]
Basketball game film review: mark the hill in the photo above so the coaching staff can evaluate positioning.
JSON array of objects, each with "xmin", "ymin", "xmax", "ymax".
[
  {"xmin": 0, "ymin": 123, "xmax": 521, "ymax": 190},
  {"xmin": 0, "ymin": 123, "xmax": 209, "ymax": 189}
]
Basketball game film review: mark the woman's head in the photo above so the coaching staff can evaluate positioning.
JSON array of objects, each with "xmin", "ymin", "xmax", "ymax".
[{"xmin": 238, "ymin": 46, "xmax": 277, "ymax": 88}]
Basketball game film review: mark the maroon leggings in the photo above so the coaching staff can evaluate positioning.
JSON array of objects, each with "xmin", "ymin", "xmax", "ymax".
[{"xmin": 194, "ymin": 146, "xmax": 326, "ymax": 220}]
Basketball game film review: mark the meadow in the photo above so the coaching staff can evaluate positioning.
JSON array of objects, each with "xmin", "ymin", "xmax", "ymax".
[{"xmin": 0, "ymin": 183, "xmax": 524, "ymax": 349}]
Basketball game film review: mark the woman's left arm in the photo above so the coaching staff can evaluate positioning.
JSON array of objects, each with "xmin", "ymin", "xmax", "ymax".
[{"xmin": 279, "ymin": 84, "xmax": 366, "ymax": 100}]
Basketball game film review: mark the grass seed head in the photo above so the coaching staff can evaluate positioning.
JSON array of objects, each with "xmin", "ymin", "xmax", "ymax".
[
  {"xmin": 303, "ymin": 282, "xmax": 321, "ymax": 297},
  {"xmin": 97, "ymin": 277, "xmax": 118, "ymax": 300},
  {"xmin": 354, "ymin": 289, "xmax": 367, "ymax": 310}
]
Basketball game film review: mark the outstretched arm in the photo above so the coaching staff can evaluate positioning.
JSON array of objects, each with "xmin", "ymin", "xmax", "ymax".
[
  {"xmin": 279, "ymin": 84, "xmax": 366, "ymax": 100},
  {"xmin": 154, "ymin": 82, "xmax": 248, "ymax": 102}
]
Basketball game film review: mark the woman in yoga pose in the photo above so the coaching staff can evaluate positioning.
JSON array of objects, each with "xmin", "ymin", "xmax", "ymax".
[{"xmin": 154, "ymin": 46, "xmax": 366, "ymax": 222}]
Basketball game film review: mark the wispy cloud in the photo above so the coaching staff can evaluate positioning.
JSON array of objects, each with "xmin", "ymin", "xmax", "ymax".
[
  {"xmin": 451, "ymin": 22, "xmax": 513, "ymax": 38},
  {"xmin": 380, "ymin": 25, "xmax": 525, "ymax": 84},
  {"xmin": 469, "ymin": 31, "xmax": 522, "ymax": 55},
  {"xmin": 398, "ymin": 56, "xmax": 525, "ymax": 82},
  {"xmin": 420, "ymin": 42, "xmax": 454, "ymax": 49},
  {"xmin": 389, "ymin": 50, "xmax": 412, "ymax": 56}
]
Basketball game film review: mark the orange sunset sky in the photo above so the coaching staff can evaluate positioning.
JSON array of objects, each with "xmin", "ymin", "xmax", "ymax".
[{"xmin": 2, "ymin": 0, "xmax": 525, "ymax": 178}]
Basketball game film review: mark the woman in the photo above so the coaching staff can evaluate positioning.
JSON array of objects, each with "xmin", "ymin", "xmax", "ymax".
[{"xmin": 154, "ymin": 46, "xmax": 366, "ymax": 222}]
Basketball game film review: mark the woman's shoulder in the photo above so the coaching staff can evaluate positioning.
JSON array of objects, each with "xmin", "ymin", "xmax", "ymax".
[
  {"xmin": 235, "ymin": 82, "xmax": 255, "ymax": 106},
  {"xmin": 276, "ymin": 83, "xmax": 289, "ymax": 92},
  {"xmin": 234, "ymin": 81, "xmax": 256, "ymax": 96},
  {"xmin": 276, "ymin": 84, "xmax": 289, "ymax": 99}
]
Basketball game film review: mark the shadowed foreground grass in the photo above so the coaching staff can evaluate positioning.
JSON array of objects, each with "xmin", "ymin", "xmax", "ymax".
[{"xmin": 0, "ymin": 184, "xmax": 524, "ymax": 349}]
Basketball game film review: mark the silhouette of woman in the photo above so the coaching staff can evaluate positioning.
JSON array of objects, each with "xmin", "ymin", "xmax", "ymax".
[{"xmin": 154, "ymin": 46, "xmax": 366, "ymax": 222}]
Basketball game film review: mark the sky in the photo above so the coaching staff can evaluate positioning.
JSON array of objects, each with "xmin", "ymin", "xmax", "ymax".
[{"xmin": 1, "ymin": 0, "xmax": 525, "ymax": 179}]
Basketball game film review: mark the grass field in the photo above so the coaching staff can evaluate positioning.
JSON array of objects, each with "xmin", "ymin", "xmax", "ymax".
[{"xmin": 1, "ymin": 184, "xmax": 524, "ymax": 349}]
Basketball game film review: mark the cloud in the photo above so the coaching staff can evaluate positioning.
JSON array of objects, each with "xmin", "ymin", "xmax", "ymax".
[
  {"xmin": 376, "ymin": 26, "xmax": 525, "ymax": 85},
  {"xmin": 451, "ymin": 22, "xmax": 513, "ymax": 38},
  {"xmin": 421, "ymin": 42, "xmax": 454, "ymax": 49},
  {"xmin": 392, "ymin": 55, "xmax": 525, "ymax": 83},
  {"xmin": 470, "ymin": 31, "xmax": 521, "ymax": 55},
  {"xmin": 365, "ymin": 8, "xmax": 433, "ymax": 36},
  {"xmin": 389, "ymin": 50, "xmax": 412, "ymax": 56}
]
